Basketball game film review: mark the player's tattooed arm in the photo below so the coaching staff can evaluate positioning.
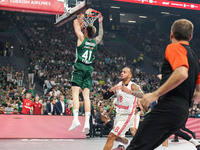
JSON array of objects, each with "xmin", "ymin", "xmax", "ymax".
[
  {"xmin": 131, "ymin": 84, "xmax": 144, "ymax": 98},
  {"xmin": 95, "ymin": 16, "xmax": 103, "ymax": 44},
  {"xmin": 130, "ymin": 90, "xmax": 144, "ymax": 98},
  {"xmin": 121, "ymin": 84, "xmax": 144, "ymax": 98}
]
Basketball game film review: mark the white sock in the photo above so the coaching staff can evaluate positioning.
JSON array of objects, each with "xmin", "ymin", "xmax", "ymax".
[
  {"xmin": 190, "ymin": 138, "xmax": 200, "ymax": 146},
  {"xmin": 162, "ymin": 146, "xmax": 168, "ymax": 150},
  {"xmin": 73, "ymin": 109, "xmax": 79, "ymax": 121},
  {"xmin": 84, "ymin": 112, "xmax": 91, "ymax": 127}
]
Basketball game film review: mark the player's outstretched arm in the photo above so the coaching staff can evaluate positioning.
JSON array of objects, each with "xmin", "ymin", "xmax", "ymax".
[
  {"xmin": 95, "ymin": 16, "xmax": 103, "ymax": 44},
  {"xmin": 103, "ymin": 84, "xmax": 121, "ymax": 99},
  {"xmin": 103, "ymin": 90, "xmax": 114, "ymax": 100},
  {"xmin": 73, "ymin": 14, "xmax": 85, "ymax": 42}
]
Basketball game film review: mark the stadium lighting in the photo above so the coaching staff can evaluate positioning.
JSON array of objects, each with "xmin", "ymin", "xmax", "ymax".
[
  {"xmin": 111, "ymin": 6, "xmax": 120, "ymax": 9},
  {"xmin": 161, "ymin": 12, "xmax": 170, "ymax": 15},
  {"xmin": 128, "ymin": 20, "xmax": 136, "ymax": 23},
  {"xmin": 120, "ymin": 13, "xmax": 125, "ymax": 16},
  {"xmin": 139, "ymin": 16, "xmax": 147, "ymax": 19}
]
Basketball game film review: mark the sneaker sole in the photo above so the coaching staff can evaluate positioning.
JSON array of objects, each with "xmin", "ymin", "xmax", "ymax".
[
  {"xmin": 82, "ymin": 127, "xmax": 89, "ymax": 134},
  {"xmin": 69, "ymin": 124, "xmax": 81, "ymax": 131}
]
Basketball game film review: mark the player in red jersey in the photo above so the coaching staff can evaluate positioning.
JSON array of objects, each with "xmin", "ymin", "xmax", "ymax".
[
  {"xmin": 33, "ymin": 96, "xmax": 43, "ymax": 115},
  {"xmin": 20, "ymin": 88, "xmax": 33, "ymax": 114},
  {"xmin": 66, "ymin": 104, "xmax": 72, "ymax": 115}
]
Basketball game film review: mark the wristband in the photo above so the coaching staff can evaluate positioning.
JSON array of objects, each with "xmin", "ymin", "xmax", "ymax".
[
  {"xmin": 103, "ymin": 91, "xmax": 114, "ymax": 99},
  {"xmin": 136, "ymin": 107, "xmax": 141, "ymax": 111}
]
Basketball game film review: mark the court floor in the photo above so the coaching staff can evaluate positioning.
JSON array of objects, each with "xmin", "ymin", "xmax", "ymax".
[{"xmin": 0, "ymin": 138, "xmax": 198, "ymax": 150}]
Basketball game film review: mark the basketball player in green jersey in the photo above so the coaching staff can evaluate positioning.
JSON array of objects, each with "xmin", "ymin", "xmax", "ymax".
[{"xmin": 69, "ymin": 8, "xmax": 103, "ymax": 134}]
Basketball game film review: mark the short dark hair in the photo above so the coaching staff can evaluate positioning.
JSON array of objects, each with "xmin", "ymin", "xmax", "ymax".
[
  {"xmin": 171, "ymin": 19, "xmax": 194, "ymax": 41},
  {"xmin": 86, "ymin": 25, "xmax": 96, "ymax": 39}
]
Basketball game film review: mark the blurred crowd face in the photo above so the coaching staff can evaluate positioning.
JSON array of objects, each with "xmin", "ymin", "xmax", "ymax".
[
  {"xmin": 103, "ymin": 110, "xmax": 107, "ymax": 115},
  {"xmin": 8, "ymin": 103, "xmax": 12, "ymax": 108},
  {"xmin": 26, "ymin": 93, "xmax": 32, "ymax": 100},
  {"xmin": 51, "ymin": 100, "xmax": 56, "ymax": 105},
  {"xmin": 94, "ymin": 109, "xmax": 97, "ymax": 115},
  {"xmin": 191, "ymin": 110, "xmax": 195, "ymax": 115},
  {"xmin": 0, "ymin": 107, "xmax": 4, "ymax": 112},
  {"xmin": 100, "ymin": 107, "xmax": 104, "ymax": 113},
  {"xmin": 13, "ymin": 109, "xmax": 18, "ymax": 114},
  {"xmin": 68, "ymin": 104, "xmax": 71, "ymax": 109},
  {"xmin": 35, "ymin": 96, "xmax": 39, "ymax": 102},
  {"xmin": 60, "ymin": 95, "xmax": 64, "ymax": 101}
]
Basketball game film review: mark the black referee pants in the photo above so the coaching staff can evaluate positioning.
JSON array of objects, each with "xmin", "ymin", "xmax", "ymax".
[
  {"xmin": 174, "ymin": 130, "xmax": 192, "ymax": 141},
  {"xmin": 126, "ymin": 102, "xmax": 189, "ymax": 150}
]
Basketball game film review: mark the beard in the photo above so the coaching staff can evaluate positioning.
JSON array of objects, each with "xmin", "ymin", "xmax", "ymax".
[{"xmin": 122, "ymin": 76, "xmax": 129, "ymax": 82}]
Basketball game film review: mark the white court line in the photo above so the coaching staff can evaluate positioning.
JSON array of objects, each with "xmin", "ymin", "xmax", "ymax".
[
  {"xmin": 21, "ymin": 139, "xmax": 75, "ymax": 142},
  {"xmin": 51, "ymin": 139, "xmax": 75, "ymax": 142}
]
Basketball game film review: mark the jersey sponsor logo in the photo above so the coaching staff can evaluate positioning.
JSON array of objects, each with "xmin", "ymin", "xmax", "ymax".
[
  {"xmin": 84, "ymin": 46, "xmax": 94, "ymax": 50},
  {"xmin": 85, "ymin": 41, "xmax": 95, "ymax": 47},
  {"xmin": 117, "ymin": 104, "xmax": 129, "ymax": 110},
  {"xmin": 24, "ymin": 106, "xmax": 31, "ymax": 109},
  {"xmin": 84, "ymin": 46, "xmax": 90, "ymax": 49}
]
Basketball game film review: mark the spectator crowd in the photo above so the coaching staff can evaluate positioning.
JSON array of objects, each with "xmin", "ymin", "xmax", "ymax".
[{"xmin": 0, "ymin": 11, "xmax": 200, "ymax": 137}]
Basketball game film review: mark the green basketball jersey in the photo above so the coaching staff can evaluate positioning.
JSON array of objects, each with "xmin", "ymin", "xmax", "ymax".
[{"xmin": 74, "ymin": 37, "xmax": 97, "ymax": 70}]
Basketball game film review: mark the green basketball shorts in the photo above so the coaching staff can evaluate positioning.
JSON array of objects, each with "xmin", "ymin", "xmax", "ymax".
[{"xmin": 71, "ymin": 66, "xmax": 93, "ymax": 90}]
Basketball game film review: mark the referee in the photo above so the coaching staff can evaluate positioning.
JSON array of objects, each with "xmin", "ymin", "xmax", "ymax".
[{"xmin": 127, "ymin": 19, "xmax": 200, "ymax": 150}]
